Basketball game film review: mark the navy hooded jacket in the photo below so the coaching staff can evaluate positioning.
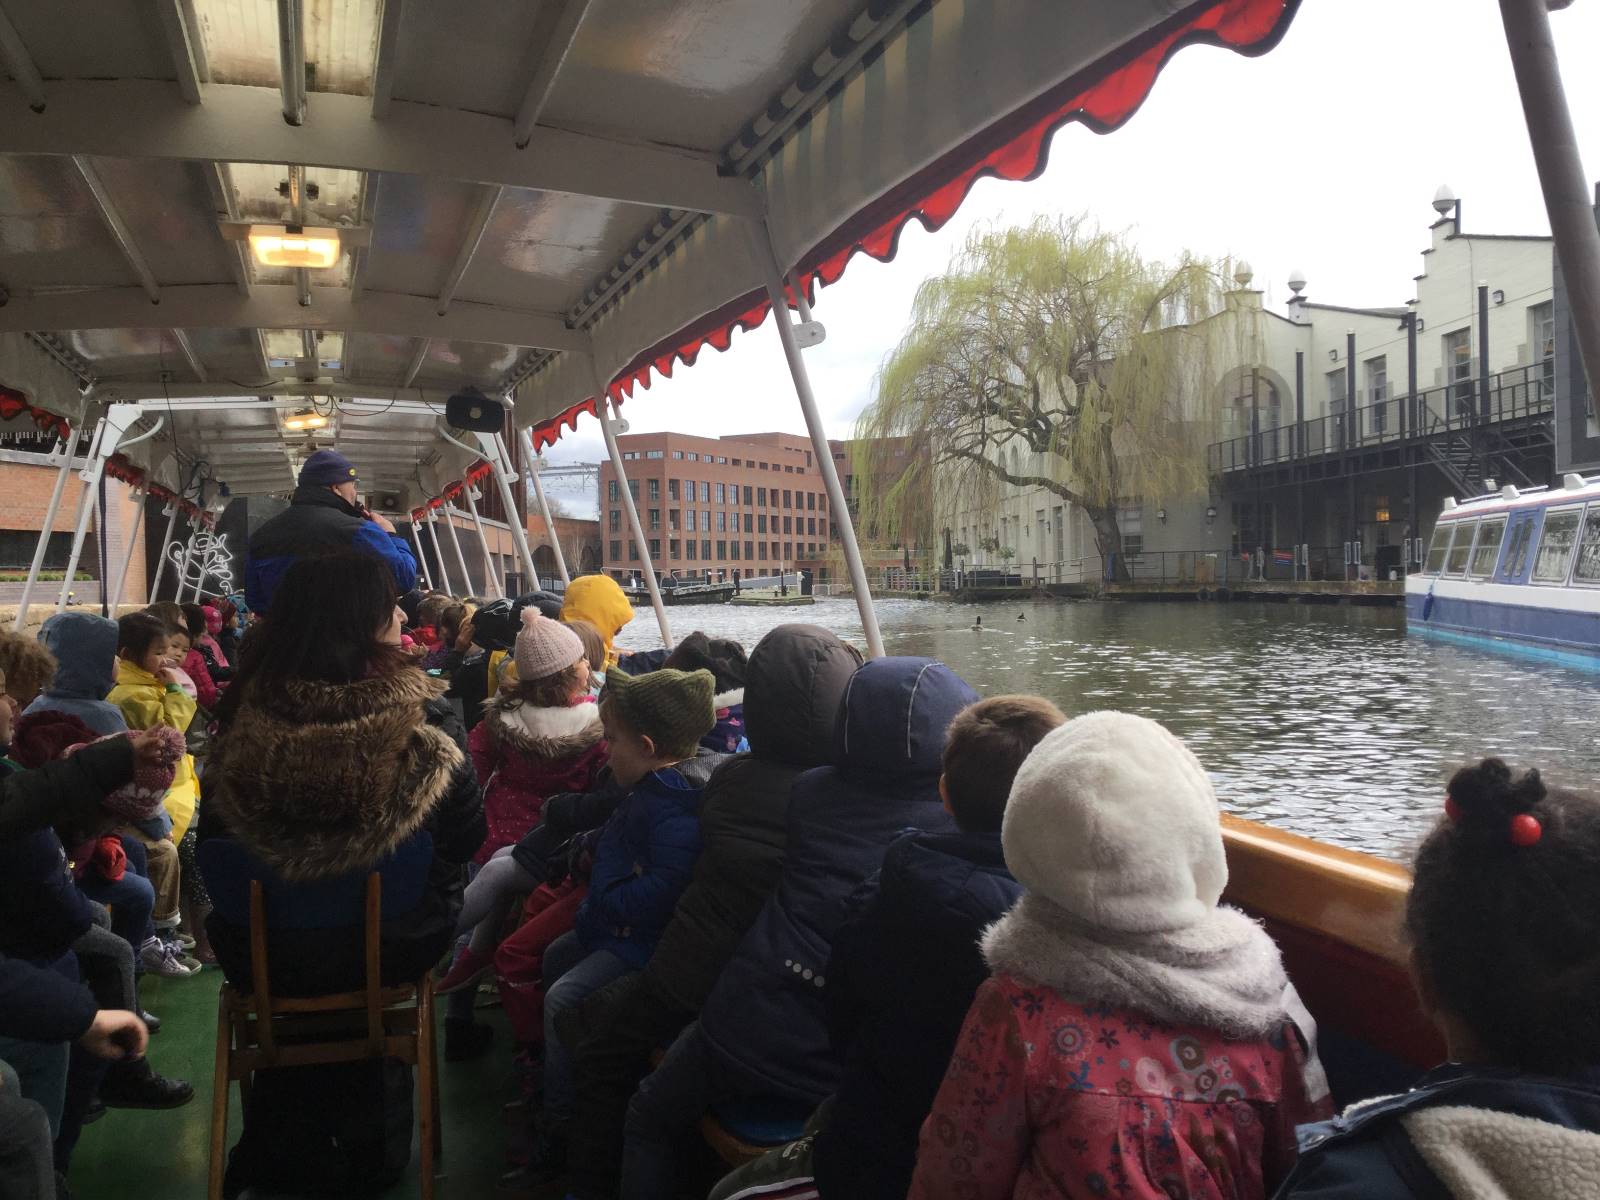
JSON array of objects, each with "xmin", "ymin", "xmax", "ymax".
[
  {"xmin": 813, "ymin": 829, "xmax": 1021, "ymax": 1200},
  {"xmin": 24, "ymin": 612, "xmax": 127, "ymax": 737},
  {"xmin": 245, "ymin": 484, "xmax": 417, "ymax": 613},
  {"xmin": 696, "ymin": 656, "xmax": 979, "ymax": 1104},
  {"xmin": 0, "ymin": 763, "xmax": 99, "ymax": 964},
  {"xmin": 0, "ymin": 953, "xmax": 96, "ymax": 1044}
]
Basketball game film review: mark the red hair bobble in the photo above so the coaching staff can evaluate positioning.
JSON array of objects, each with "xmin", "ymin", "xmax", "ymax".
[
  {"xmin": 1444, "ymin": 795, "xmax": 1461, "ymax": 822},
  {"xmin": 1509, "ymin": 813, "xmax": 1543, "ymax": 847}
]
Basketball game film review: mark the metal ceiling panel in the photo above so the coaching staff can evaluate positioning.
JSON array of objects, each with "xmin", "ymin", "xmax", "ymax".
[
  {"xmin": 412, "ymin": 338, "xmax": 522, "ymax": 389},
  {"xmin": 454, "ymin": 186, "xmax": 648, "ymax": 314},
  {"xmin": 195, "ymin": 0, "xmax": 380, "ymax": 95},
  {"xmin": 0, "ymin": 155, "xmax": 134, "ymax": 292},
  {"xmin": 1, "ymin": 2, "xmax": 171, "ymax": 82},
  {"xmin": 77, "ymin": 158, "xmax": 237, "ymax": 285},
  {"xmin": 359, "ymin": 172, "xmax": 485, "ymax": 299},
  {"xmin": 382, "ymin": 0, "xmax": 559, "ymax": 119},
  {"xmin": 538, "ymin": 0, "xmax": 863, "ymax": 153}
]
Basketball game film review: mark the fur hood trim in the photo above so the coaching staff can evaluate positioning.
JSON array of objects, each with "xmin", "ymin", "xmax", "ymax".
[
  {"xmin": 713, "ymin": 688, "xmax": 744, "ymax": 711},
  {"xmin": 207, "ymin": 669, "xmax": 463, "ymax": 881},
  {"xmin": 1403, "ymin": 1105, "xmax": 1600, "ymax": 1200},
  {"xmin": 982, "ymin": 892, "xmax": 1291, "ymax": 1039},
  {"xmin": 485, "ymin": 693, "xmax": 605, "ymax": 758}
]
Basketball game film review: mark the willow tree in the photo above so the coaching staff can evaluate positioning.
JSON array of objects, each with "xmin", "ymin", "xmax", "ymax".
[{"xmin": 854, "ymin": 216, "xmax": 1245, "ymax": 580}]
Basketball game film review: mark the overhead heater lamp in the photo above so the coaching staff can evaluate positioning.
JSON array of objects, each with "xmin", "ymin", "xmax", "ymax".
[
  {"xmin": 247, "ymin": 224, "xmax": 342, "ymax": 269},
  {"xmin": 283, "ymin": 410, "xmax": 329, "ymax": 432}
]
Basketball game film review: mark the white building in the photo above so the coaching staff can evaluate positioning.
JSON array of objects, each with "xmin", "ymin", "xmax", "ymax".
[{"xmin": 944, "ymin": 189, "xmax": 1558, "ymax": 583}]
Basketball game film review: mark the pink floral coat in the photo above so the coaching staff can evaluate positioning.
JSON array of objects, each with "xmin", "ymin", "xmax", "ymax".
[{"xmin": 908, "ymin": 973, "xmax": 1331, "ymax": 1200}]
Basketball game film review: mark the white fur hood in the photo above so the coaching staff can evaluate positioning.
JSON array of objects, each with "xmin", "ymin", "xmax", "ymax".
[
  {"xmin": 484, "ymin": 695, "xmax": 604, "ymax": 758},
  {"xmin": 1403, "ymin": 1105, "xmax": 1600, "ymax": 1200},
  {"xmin": 713, "ymin": 688, "xmax": 744, "ymax": 711}
]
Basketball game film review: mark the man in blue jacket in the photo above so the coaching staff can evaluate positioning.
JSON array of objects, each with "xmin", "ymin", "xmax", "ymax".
[{"xmin": 245, "ymin": 449, "xmax": 416, "ymax": 612}]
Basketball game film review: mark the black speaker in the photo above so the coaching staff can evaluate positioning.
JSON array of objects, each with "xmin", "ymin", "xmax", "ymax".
[
  {"xmin": 376, "ymin": 492, "xmax": 402, "ymax": 512},
  {"xmin": 445, "ymin": 388, "xmax": 504, "ymax": 433}
]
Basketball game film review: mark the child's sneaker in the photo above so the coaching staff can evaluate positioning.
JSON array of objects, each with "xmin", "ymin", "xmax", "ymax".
[
  {"xmin": 435, "ymin": 946, "xmax": 493, "ymax": 995},
  {"xmin": 139, "ymin": 938, "xmax": 201, "ymax": 978},
  {"xmin": 175, "ymin": 932, "xmax": 197, "ymax": 951}
]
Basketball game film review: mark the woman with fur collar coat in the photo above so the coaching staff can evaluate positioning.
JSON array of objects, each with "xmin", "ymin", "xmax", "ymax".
[
  {"xmin": 199, "ymin": 555, "xmax": 485, "ymax": 1000},
  {"xmin": 909, "ymin": 713, "xmax": 1330, "ymax": 1200}
]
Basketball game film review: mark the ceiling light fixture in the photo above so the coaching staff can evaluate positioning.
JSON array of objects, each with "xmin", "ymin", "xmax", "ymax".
[
  {"xmin": 282, "ymin": 409, "xmax": 329, "ymax": 432},
  {"xmin": 247, "ymin": 224, "xmax": 342, "ymax": 269}
]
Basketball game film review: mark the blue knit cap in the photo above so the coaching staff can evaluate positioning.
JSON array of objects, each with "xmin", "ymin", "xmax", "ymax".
[{"xmin": 299, "ymin": 448, "xmax": 360, "ymax": 488}]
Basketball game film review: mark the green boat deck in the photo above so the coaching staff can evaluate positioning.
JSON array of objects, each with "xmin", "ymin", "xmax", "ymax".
[{"xmin": 69, "ymin": 972, "xmax": 515, "ymax": 1199}]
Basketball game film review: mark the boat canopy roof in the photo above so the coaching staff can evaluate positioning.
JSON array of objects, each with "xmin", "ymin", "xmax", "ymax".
[
  {"xmin": 0, "ymin": 0, "xmax": 1295, "ymax": 512},
  {"xmin": 1437, "ymin": 473, "xmax": 1600, "ymax": 522}
]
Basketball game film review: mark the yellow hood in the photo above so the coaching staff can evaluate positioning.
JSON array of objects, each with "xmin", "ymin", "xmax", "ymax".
[{"xmin": 560, "ymin": 576, "xmax": 633, "ymax": 667}]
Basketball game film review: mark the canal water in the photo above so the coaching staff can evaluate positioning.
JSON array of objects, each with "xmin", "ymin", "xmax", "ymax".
[{"xmin": 616, "ymin": 597, "xmax": 1600, "ymax": 862}]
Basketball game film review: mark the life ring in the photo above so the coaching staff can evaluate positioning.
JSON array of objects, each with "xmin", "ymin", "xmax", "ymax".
[{"xmin": 1197, "ymin": 587, "xmax": 1212, "ymax": 602}]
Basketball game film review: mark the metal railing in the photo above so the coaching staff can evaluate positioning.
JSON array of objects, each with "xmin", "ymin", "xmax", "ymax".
[{"xmin": 1209, "ymin": 362, "xmax": 1553, "ymax": 474}]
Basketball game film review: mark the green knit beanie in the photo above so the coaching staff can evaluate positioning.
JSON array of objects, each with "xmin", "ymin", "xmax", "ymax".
[{"xmin": 603, "ymin": 667, "xmax": 716, "ymax": 759}]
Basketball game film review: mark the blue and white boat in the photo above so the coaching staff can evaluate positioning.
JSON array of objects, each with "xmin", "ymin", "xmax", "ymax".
[{"xmin": 1407, "ymin": 473, "xmax": 1600, "ymax": 666}]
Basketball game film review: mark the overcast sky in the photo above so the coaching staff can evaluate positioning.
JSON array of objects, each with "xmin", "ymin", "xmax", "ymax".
[{"xmin": 536, "ymin": 0, "xmax": 1600, "ymax": 517}]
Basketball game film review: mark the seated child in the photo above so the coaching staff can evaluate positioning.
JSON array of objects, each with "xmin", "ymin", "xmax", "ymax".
[
  {"xmin": 663, "ymin": 632, "xmax": 748, "ymax": 753},
  {"xmin": 421, "ymin": 602, "xmax": 472, "ymax": 673},
  {"xmin": 183, "ymin": 602, "xmax": 232, "ymax": 685},
  {"xmin": 436, "ymin": 612, "xmax": 607, "ymax": 995},
  {"xmin": 1276, "ymin": 758, "xmax": 1600, "ymax": 1197},
  {"xmin": 559, "ymin": 575, "xmax": 634, "ymax": 672},
  {"xmin": 562, "ymin": 619, "xmax": 608, "ymax": 696},
  {"xmin": 709, "ymin": 695, "xmax": 1066, "ymax": 1200},
  {"xmin": 528, "ymin": 667, "xmax": 719, "ymax": 1176},
  {"xmin": 164, "ymin": 619, "xmax": 218, "ymax": 713},
  {"xmin": 562, "ymin": 624, "xmax": 862, "ymax": 1200},
  {"xmin": 908, "ymin": 711, "xmax": 1331, "ymax": 1200},
  {"xmin": 24, "ymin": 614, "xmax": 129, "ymax": 736},
  {"xmin": 620, "ymin": 657, "xmax": 979, "ymax": 1198}
]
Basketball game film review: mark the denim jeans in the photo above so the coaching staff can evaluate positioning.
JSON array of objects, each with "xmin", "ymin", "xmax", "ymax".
[
  {"xmin": 540, "ymin": 931, "xmax": 633, "ymax": 1125},
  {"xmin": 0, "ymin": 1060, "xmax": 54, "ymax": 1200},
  {"xmin": 0, "ymin": 1040, "xmax": 69, "ymax": 1139},
  {"xmin": 79, "ymin": 859, "xmax": 156, "ymax": 954}
]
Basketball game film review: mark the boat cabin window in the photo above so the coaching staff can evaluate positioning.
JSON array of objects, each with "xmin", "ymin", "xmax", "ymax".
[
  {"xmin": 1572, "ymin": 505, "xmax": 1600, "ymax": 585},
  {"xmin": 1444, "ymin": 520, "xmax": 1477, "ymax": 575},
  {"xmin": 1423, "ymin": 523, "xmax": 1455, "ymax": 574},
  {"xmin": 1532, "ymin": 507, "xmax": 1584, "ymax": 584},
  {"xmin": 1467, "ymin": 516, "xmax": 1507, "ymax": 578},
  {"xmin": 1499, "ymin": 515, "xmax": 1538, "ymax": 581}
]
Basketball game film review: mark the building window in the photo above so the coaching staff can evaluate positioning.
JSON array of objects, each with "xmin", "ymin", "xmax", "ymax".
[
  {"xmin": 672, "ymin": 450, "xmax": 684, "ymax": 460},
  {"xmin": 1326, "ymin": 368, "xmax": 1348, "ymax": 445},
  {"xmin": 627, "ymin": 479, "xmax": 639, "ymax": 500},
  {"xmin": 730, "ymin": 542, "xmax": 740, "ymax": 560},
  {"xmin": 702, "ymin": 539, "xmax": 711, "ymax": 559},
  {"xmin": 1531, "ymin": 301, "xmax": 1555, "ymax": 400},
  {"xmin": 609, "ymin": 539, "xmax": 622, "ymax": 560},
  {"xmin": 700, "ymin": 482, "xmax": 710, "ymax": 503},
  {"xmin": 714, "ymin": 482, "xmax": 725, "ymax": 504},
  {"xmin": 669, "ymin": 539, "xmax": 680, "ymax": 559},
  {"xmin": 687, "ymin": 452, "xmax": 699, "ymax": 461},
  {"xmin": 1365, "ymin": 356, "xmax": 1388, "ymax": 434},
  {"xmin": 649, "ymin": 508, "xmax": 660, "ymax": 530},
  {"xmin": 783, "ymin": 516, "xmax": 792, "ymax": 534},
  {"xmin": 1119, "ymin": 500, "xmax": 1144, "ymax": 558},
  {"xmin": 785, "ymin": 464, "xmax": 794, "ymax": 473},
  {"xmin": 623, "ymin": 451, "xmax": 638, "ymax": 460},
  {"xmin": 757, "ymin": 487, "xmax": 766, "ymax": 506},
  {"xmin": 716, "ymin": 511, "xmax": 726, "ymax": 532},
  {"xmin": 743, "ymin": 486, "xmax": 753, "ymax": 505},
  {"xmin": 609, "ymin": 509, "xmax": 620, "ymax": 532},
  {"xmin": 758, "ymin": 514, "xmax": 767, "ymax": 533},
  {"xmin": 648, "ymin": 478, "xmax": 660, "ymax": 501},
  {"xmin": 783, "ymin": 490, "xmax": 792, "ymax": 507},
  {"xmin": 608, "ymin": 480, "xmax": 619, "ymax": 502},
  {"xmin": 759, "ymin": 541, "xmax": 768, "ymax": 559},
  {"xmin": 744, "ymin": 540, "xmax": 754, "ymax": 558},
  {"xmin": 688, "ymin": 510, "xmax": 698, "ymax": 532},
  {"xmin": 760, "ymin": 461, "xmax": 769, "ymax": 470},
  {"xmin": 646, "ymin": 450, "xmax": 664, "ymax": 459},
  {"xmin": 686, "ymin": 540, "xmax": 697, "ymax": 560},
  {"xmin": 669, "ymin": 510, "xmax": 680, "ymax": 531},
  {"xmin": 668, "ymin": 479, "xmax": 679, "ymax": 501},
  {"xmin": 807, "ymin": 492, "xmax": 816, "ymax": 510},
  {"xmin": 648, "ymin": 538, "xmax": 661, "ymax": 557},
  {"xmin": 784, "ymin": 542, "xmax": 793, "ymax": 559},
  {"xmin": 1444, "ymin": 328, "xmax": 1473, "ymax": 414},
  {"xmin": 716, "ymin": 456, "xmax": 727, "ymax": 464},
  {"xmin": 628, "ymin": 540, "xmax": 639, "ymax": 561}
]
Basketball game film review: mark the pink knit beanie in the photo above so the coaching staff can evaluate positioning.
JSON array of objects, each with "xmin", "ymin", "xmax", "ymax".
[{"xmin": 515, "ymin": 608, "xmax": 585, "ymax": 682}]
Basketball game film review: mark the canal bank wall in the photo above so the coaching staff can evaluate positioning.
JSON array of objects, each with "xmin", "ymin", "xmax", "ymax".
[{"xmin": 835, "ymin": 580, "xmax": 1403, "ymax": 605}]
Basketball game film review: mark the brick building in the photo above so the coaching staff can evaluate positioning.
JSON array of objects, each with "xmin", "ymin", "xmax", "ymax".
[{"xmin": 599, "ymin": 431, "xmax": 837, "ymax": 583}]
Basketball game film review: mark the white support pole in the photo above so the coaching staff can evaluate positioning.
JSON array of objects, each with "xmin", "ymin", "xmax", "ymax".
[
  {"xmin": 189, "ymin": 524, "xmax": 211, "ymax": 601},
  {"xmin": 744, "ymin": 221, "xmax": 885, "ymax": 657},
  {"xmin": 462, "ymin": 486, "xmax": 504, "ymax": 598},
  {"xmin": 407, "ymin": 521, "xmax": 433, "ymax": 590},
  {"xmin": 146, "ymin": 504, "xmax": 180, "ymax": 604},
  {"xmin": 591, "ymin": 368, "xmax": 672, "ymax": 650},
  {"xmin": 442, "ymin": 507, "xmax": 474, "ymax": 596},
  {"xmin": 424, "ymin": 509, "xmax": 454, "ymax": 595},
  {"xmin": 56, "ymin": 407, "xmax": 149, "ymax": 613},
  {"xmin": 519, "ymin": 426, "xmax": 571, "ymax": 586},
  {"xmin": 473, "ymin": 431, "xmax": 542, "ymax": 593},
  {"xmin": 173, "ymin": 525, "xmax": 199, "ymax": 602},
  {"xmin": 14, "ymin": 424, "xmax": 78, "ymax": 630},
  {"xmin": 107, "ymin": 491, "xmax": 146, "ymax": 609}
]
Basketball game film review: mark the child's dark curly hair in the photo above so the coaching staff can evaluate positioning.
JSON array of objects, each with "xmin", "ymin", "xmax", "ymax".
[{"xmin": 1406, "ymin": 757, "xmax": 1600, "ymax": 1074}]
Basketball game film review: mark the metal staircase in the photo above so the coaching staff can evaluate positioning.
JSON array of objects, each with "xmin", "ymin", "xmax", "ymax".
[{"xmin": 1427, "ymin": 435, "xmax": 1479, "ymax": 495}]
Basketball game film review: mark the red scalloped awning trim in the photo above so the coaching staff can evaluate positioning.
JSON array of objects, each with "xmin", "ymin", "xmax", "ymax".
[
  {"xmin": 522, "ymin": 0, "xmax": 1297, "ymax": 452},
  {"xmin": 104, "ymin": 453, "xmax": 147, "ymax": 488},
  {"xmin": 0, "ymin": 384, "xmax": 74, "ymax": 441}
]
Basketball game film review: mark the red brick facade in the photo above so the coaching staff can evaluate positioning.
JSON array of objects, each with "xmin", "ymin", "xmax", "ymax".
[{"xmin": 599, "ymin": 432, "xmax": 836, "ymax": 583}]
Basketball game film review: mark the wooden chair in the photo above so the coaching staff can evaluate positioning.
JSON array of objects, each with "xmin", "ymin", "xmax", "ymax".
[{"xmin": 199, "ymin": 836, "xmax": 441, "ymax": 1200}]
